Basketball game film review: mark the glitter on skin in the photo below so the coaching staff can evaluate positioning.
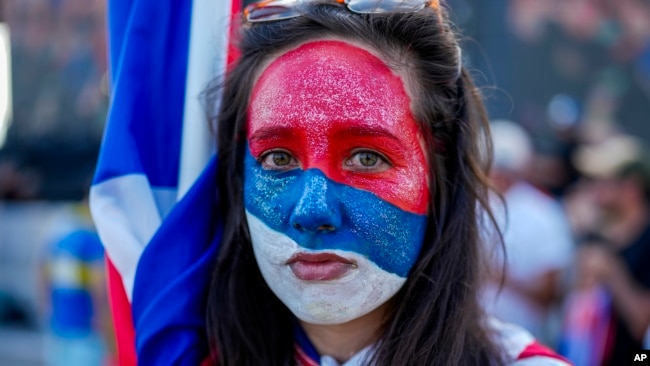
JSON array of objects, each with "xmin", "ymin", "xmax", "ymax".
[
  {"xmin": 244, "ymin": 151, "xmax": 426, "ymax": 277},
  {"xmin": 247, "ymin": 40, "xmax": 429, "ymax": 215}
]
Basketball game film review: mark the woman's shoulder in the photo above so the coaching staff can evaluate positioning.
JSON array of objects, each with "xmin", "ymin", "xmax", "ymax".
[{"xmin": 487, "ymin": 317, "xmax": 573, "ymax": 365}]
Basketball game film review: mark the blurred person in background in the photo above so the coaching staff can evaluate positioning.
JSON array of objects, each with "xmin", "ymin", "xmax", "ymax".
[
  {"xmin": 0, "ymin": 157, "xmax": 41, "ymax": 200},
  {"xmin": 562, "ymin": 134, "xmax": 650, "ymax": 365},
  {"xmin": 41, "ymin": 197, "xmax": 113, "ymax": 366},
  {"xmin": 482, "ymin": 119, "xmax": 575, "ymax": 345}
]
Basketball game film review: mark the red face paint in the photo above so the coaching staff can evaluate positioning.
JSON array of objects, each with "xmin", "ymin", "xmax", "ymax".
[{"xmin": 247, "ymin": 40, "xmax": 429, "ymax": 215}]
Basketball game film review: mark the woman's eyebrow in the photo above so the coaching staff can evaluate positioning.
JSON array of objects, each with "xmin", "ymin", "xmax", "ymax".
[
  {"xmin": 248, "ymin": 126, "xmax": 299, "ymax": 141},
  {"xmin": 333, "ymin": 125, "xmax": 402, "ymax": 141},
  {"xmin": 249, "ymin": 124, "xmax": 403, "ymax": 142}
]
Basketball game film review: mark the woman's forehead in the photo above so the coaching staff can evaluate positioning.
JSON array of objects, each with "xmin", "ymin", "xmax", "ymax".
[
  {"xmin": 260, "ymin": 38, "xmax": 391, "ymax": 75},
  {"xmin": 253, "ymin": 37, "xmax": 401, "ymax": 81},
  {"xmin": 248, "ymin": 39, "xmax": 417, "ymax": 135}
]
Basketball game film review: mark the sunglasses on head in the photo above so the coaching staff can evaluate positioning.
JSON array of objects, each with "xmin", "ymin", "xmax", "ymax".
[{"xmin": 244, "ymin": 0, "xmax": 441, "ymax": 23}]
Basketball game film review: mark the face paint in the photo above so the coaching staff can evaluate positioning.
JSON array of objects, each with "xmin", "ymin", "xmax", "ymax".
[{"xmin": 244, "ymin": 40, "xmax": 429, "ymax": 325}]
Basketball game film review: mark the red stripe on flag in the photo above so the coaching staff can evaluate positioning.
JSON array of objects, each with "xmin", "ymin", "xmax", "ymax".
[
  {"xmin": 227, "ymin": 0, "xmax": 242, "ymax": 67},
  {"xmin": 517, "ymin": 341, "xmax": 571, "ymax": 364},
  {"xmin": 106, "ymin": 257, "xmax": 137, "ymax": 366}
]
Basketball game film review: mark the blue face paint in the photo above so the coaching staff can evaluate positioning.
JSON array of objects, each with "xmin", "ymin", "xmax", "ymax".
[{"xmin": 244, "ymin": 149, "xmax": 427, "ymax": 278}]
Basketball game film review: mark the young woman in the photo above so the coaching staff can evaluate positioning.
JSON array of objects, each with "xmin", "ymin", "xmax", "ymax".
[{"xmin": 204, "ymin": 1, "xmax": 571, "ymax": 365}]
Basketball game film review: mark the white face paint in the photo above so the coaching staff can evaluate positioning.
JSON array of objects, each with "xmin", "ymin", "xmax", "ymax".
[{"xmin": 246, "ymin": 211, "xmax": 406, "ymax": 325}]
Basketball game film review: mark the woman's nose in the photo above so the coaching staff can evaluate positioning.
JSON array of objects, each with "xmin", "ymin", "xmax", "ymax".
[{"xmin": 289, "ymin": 170, "xmax": 341, "ymax": 233}]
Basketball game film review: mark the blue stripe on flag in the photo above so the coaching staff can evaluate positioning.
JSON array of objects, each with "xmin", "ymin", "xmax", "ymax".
[
  {"xmin": 132, "ymin": 157, "xmax": 222, "ymax": 364},
  {"xmin": 94, "ymin": 0, "xmax": 192, "ymax": 188}
]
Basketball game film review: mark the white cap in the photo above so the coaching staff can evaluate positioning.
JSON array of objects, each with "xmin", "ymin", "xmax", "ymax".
[
  {"xmin": 490, "ymin": 119, "xmax": 533, "ymax": 173},
  {"xmin": 573, "ymin": 134, "xmax": 643, "ymax": 179}
]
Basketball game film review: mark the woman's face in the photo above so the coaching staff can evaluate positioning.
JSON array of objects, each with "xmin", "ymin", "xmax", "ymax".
[{"xmin": 243, "ymin": 39, "xmax": 429, "ymax": 324}]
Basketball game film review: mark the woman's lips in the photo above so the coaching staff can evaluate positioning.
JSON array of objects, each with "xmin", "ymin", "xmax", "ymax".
[{"xmin": 286, "ymin": 253, "xmax": 355, "ymax": 281}]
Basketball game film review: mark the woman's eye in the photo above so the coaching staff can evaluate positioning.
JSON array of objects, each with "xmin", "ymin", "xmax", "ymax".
[
  {"xmin": 345, "ymin": 151, "xmax": 390, "ymax": 172},
  {"xmin": 358, "ymin": 152, "xmax": 379, "ymax": 167},
  {"xmin": 260, "ymin": 150, "xmax": 299, "ymax": 171},
  {"xmin": 272, "ymin": 152, "xmax": 291, "ymax": 166}
]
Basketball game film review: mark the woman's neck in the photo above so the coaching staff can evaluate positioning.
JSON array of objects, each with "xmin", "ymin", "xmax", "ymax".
[{"xmin": 299, "ymin": 302, "xmax": 389, "ymax": 363}]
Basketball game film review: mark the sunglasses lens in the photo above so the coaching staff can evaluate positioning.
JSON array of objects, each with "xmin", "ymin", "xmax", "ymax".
[
  {"xmin": 346, "ymin": 0, "xmax": 427, "ymax": 13},
  {"xmin": 245, "ymin": 0, "xmax": 302, "ymax": 22},
  {"xmin": 245, "ymin": 0, "xmax": 436, "ymax": 22}
]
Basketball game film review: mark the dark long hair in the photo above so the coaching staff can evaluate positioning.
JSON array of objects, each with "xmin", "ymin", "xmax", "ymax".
[{"xmin": 207, "ymin": 3, "xmax": 503, "ymax": 365}]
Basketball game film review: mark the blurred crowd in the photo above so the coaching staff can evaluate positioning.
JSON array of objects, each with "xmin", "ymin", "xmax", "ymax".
[
  {"xmin": 0, "ymin": 0, "xmax": 649, "ymax": 365},
  {"xmin": 0, "ymin": 0, "xmax": 107, "ymax": 201},
  {"xmin": 475, "ymin": 1, "xmax": 650, "ymax": 363},
  {"xmin": 483, "ymin": 120, "xmax": 650, "ymax": 366},
  {"xmin": 0, "ymin": 1, "xmax": 113, "ymax": 365},
  {"xmin": 506, "ymin": 0, "xmax": 650, "ymax": 145}
]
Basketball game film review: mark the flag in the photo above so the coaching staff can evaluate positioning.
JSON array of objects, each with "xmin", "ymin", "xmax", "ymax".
[
  {"xmin": 90, "ymin": 0, "xmax": 240, "ymax": 364},
  {"xmin": 559, "ymin": 287, "xmax": 612, "ymax": 366}
]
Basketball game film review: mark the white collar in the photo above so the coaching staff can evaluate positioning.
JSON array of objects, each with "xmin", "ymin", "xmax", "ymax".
[{"xmin": 319, "ymin": 344, "xmax": 375, "ymax": 366}]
